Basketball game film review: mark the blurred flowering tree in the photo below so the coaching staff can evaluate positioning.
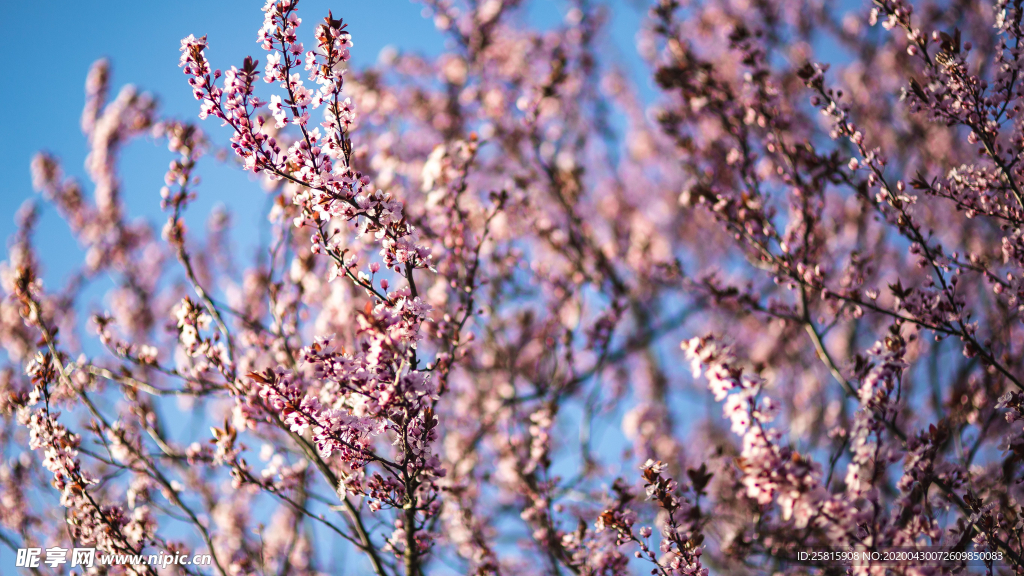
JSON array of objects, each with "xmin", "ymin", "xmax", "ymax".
[{"xmin": 4, "ymin": 0, "xmax": 1024, "ymax": 573}]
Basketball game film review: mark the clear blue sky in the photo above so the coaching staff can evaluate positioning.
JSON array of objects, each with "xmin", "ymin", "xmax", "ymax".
[{"xmin": 0, "ymin": 0, "xmax": 648, "ymax": 287}]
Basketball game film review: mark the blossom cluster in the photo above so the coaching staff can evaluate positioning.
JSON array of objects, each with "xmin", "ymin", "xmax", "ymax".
[{"xmin": 3, "ymin": 0, "xmax": 1024, "ymax": 574}]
